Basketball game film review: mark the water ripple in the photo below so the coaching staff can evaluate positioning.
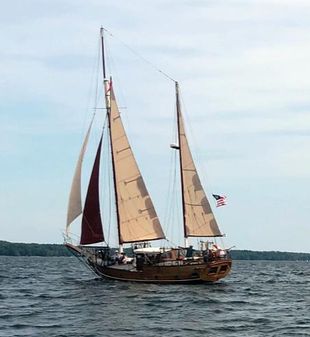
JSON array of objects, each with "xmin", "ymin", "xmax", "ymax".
[{"xmin": 0, "ymin": 257, "xmax": 309, "ymax": 337}]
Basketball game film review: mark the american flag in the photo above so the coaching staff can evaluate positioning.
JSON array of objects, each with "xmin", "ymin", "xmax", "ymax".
[{"xmin": 212, "ymin": 194, "xmax": 227, "ymax": 207}]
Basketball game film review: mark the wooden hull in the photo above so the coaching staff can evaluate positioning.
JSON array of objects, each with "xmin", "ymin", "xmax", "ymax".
[
  {"xmin": 65, "ymin": 243, "xmax": 232, "ymax": 284},
  {"xmin": 92, "ymin": 260, "xmax": 231, "ymax": 283}
]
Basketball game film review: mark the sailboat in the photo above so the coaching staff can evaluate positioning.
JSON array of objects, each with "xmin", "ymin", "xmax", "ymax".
[{"xmin": 65, "ymin": 28, "xmax": 232, "ymax": 283}]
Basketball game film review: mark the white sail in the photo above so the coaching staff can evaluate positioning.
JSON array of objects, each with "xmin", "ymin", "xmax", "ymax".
[
  {"xmin": 109, "ymin": 85, "xmax": 165, "ymax": 243},
  {"xmin": 66, "ymin": 117, "xmax": 94, "ymax": 229},
  {"xmin": 177, "ymin": 85, "xmax": 222, "ymax": 237}
]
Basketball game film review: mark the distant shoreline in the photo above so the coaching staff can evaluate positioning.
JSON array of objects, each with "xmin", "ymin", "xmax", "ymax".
[{"xmin": 0, "ymin": 241, "xmax": 309, "ymax": 260}]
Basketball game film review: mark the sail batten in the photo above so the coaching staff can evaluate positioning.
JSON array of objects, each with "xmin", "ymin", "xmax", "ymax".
[
  {"xmin": 66, "ymin": 118, "xmax": 94, "ymax": 229},
  {"xmin": 109, "ymin": 84, "xmax": 165, "ymax": 244},
  {"xmin": 176, "ymin": 83, "xmax": 222, "ymax": 238},
  {"xmin": 80, "ymin": 134, "xmax": 104, "ymax": 245}
]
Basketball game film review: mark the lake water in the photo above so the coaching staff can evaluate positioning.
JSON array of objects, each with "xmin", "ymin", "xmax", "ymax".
[{"xmin": 0, "ymin": 257, "xmax": 309, "ymax": 337}]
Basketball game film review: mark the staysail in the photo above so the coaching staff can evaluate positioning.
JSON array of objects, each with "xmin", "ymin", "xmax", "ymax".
[
  {"xmin": 67, "ymin": 117, "xmax": 94, "ymax": 229},
  {"xmin": 176, "ymin": 82, "xmax": 222, "ymax": 237},
  {"xmin": 80, "ymin": 134, "xmax": 104, "ymax": 245},
  {"xmin": 109, "ymin": 83, "xmax": 165, "ymax": 244}
]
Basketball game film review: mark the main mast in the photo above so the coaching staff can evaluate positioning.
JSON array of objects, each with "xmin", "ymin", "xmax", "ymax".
[
  {"xmin": 175, "ymin": 82, "xmax": 189, "ymax": 248},
  {"xmin": 100, "ymin": 27, "xmax": 122, "ymax": 251}
]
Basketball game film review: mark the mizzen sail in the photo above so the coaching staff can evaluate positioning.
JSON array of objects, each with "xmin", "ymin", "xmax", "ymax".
[
  {"xmin": 176, "ymin": 83, "xmax": 222, "ymax": 237},
  {"xmin": 109, "ymin": 84, "xmax": 165, "ymax": 244},
  {"xmin": 80, "ymin": 134, "xmax": 104, "ymax": 245},
  {"xmin": 67, "ymin": 118, "xmax": 94, "ymax": 229}
]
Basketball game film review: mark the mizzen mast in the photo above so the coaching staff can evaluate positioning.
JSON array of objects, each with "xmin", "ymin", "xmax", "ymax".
[
  {"xmin": 175, "ymin": 82, "xmax": 189, "ymax": 248},
  {"xmin": 174, "ymin": 82, "xmax": 222, "ymax": 242}
]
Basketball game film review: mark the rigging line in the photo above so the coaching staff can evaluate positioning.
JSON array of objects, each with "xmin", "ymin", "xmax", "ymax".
[
  {"xmin": 178, "ymin": 89, "xmax": 218, "ymax": 219},
  {"xmin": 171, "ymin": 116, "xmax": 183, "ymax": 246},
  {"xmin": 93, "ymin": 36, "xmax": 101, "ymax": 114},
  {"xmin": 165, "ymin": 147, "xmax": 179, "ymax": 244},
  {"xmin": 163, "ymin": 102, "xmax": 179, "ymax": 243},
  {"xmin": 166, "ymin": 151, "xmax": 177, "ymax": 241},
  {"xmin": 163, "ymin": 148, "xmax": 174, "ymax": 233},
  {"xmin": 179, "ymin": 91, "xmax": 211, "ymax": 184},
  {"xmin": 105, "ymin": 39, "xmax": 128, "ymax": 112},
  {"xmin": 93, "ymin": 36, "xmax": 104, "ymax": 113},
  {"xmin": 101, "ymin": 27, "xmax": 177, "ymax": 83},
  {"xmin": 219, "ymin": 236, "xmax": 225, "ymax": 249},
  {"xmin": 165, "ymin": 237, "xmax": 180, "ymax": 249},
  {"xmin": 77, "ymin": 37, "xmax": 101, "ymax": 143},
  {"xmin": 171, "ymin": 151, "xmax": 179, "ymax": 242},
  {"xmin": 100, "ymin": 114, "xmax": 112, "ymax": 246}
]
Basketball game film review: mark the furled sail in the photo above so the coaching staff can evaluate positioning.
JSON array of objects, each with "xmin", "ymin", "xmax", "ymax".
[
  {"xmin": 80, "ymin": 134, "xmax": 104, "ymax": 245},
  {"xmin": 67, "ymin": 118, "xmax": 94, "ymax": 229},
  {"xmin": 109, "ymin": 84, "xmax": 165, "ymax": 244},
  {"xmin": 177, "ymin": 85, "xmax": 222, "ymax": 237}
]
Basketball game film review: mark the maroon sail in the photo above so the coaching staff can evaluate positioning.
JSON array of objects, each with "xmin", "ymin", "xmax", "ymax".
[{"xmin": 80, "ymin": 135, "xmax": 104, "ymax": 245}]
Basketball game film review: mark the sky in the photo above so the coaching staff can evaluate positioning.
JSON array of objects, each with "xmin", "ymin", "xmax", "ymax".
[{"xmin": 1, "ymin": 0, "xmax": 309, "ymax": 252}]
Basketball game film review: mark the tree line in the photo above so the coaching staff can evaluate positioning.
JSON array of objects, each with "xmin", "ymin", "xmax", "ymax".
[
  {"xmin": 230, "ymin": 249, "xmax": 310, "ymax": 261},
  {"xmin": 0, "ymin": 241, "xmax": 71, "ymax": 256},
  {"xmin": 0, "ymin": 241, "xmax": 309, "ymax": 260}
]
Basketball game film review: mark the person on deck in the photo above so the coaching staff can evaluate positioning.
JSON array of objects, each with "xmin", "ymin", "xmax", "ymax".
[{"xmin": 186, "ymin": 245, "xmax": 194, "ymax": 258}]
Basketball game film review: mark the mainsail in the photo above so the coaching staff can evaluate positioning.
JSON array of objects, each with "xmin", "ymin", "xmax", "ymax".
[
  {"xmin": 67, "ymin": 118, "xmax": 94, "ymax": 229},
  {"xmin": 109, "ymin": 84, "xmax": 165, "ymax": 244},
  {"xmin": 176, "ymin": 82, "xmax": 222, "ymax": 237},
  {"xmin": 80, "ymin": 134, "xmax": 104, "ymax": 245}
]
